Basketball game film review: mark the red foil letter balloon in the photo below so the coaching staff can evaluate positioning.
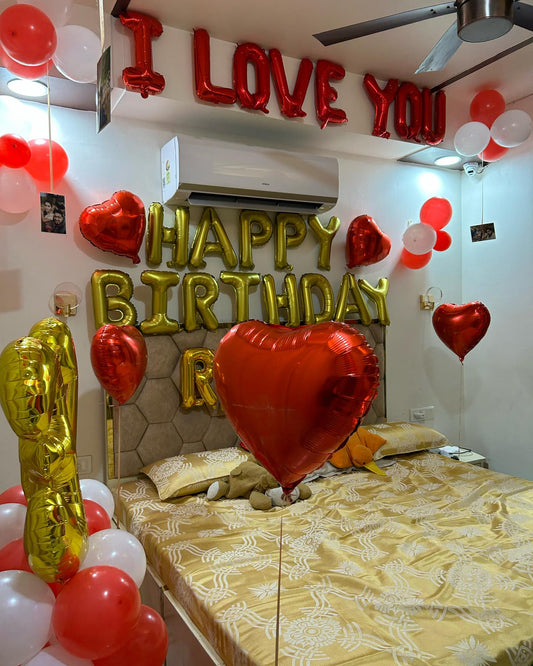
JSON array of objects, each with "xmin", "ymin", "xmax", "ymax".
[
  {"xmin": 119, "ymin": 11, "xmax": 165, "ymax": 98},
  {"xmin": 79, "ymin": 191, "xmax": 146, "ymax": 264},
  {"xmin": 346, "ymin": 215, "xmax": 391, "ymax": 267},
  {"xmin": 432, "ymin": 301, "xmax": 491, "ymax": 363},
  {"xmin": 213, "ymin": 321, "xmax": 380, "ymax": 492},
  {"xmin": 90, "ymin": 324, "xmax": 147, "ymax": 404}
]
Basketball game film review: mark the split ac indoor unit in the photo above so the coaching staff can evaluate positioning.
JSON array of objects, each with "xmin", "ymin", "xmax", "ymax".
[{"xmin": 161, "ymin": 134, "xmax": 338, "ymax": 215}]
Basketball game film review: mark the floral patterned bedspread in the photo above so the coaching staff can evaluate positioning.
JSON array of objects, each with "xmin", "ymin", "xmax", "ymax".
[{"xmin": 117, "ymin": 452, "xmax": 533, "ymax": 666}]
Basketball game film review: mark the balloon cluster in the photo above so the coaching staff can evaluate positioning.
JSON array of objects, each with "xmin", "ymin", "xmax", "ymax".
[
  {"xmin": 0, "ymin": 478, "xmax": 168, "ymax": 665},
  {"xmin": 0, "ymin": 133, "xmax": 69, "ymax": 213},
  {"xmin": 401, "ymin": 196, "xmax": 453, "ymax": 269},
  {"xmin": 454, "ymin": 89, "xmax": 532, "ymax": 162},
  {"xmin": 0, "ymin": 1, "xmax": 101, "ymax": 84}
]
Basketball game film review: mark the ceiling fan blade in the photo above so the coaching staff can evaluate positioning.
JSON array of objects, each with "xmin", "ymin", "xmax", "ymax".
[
  {"xmin": 415, "ymin": 21, "xmax": 463, "ymax": 72},
  {"xmin": 313, "ymin": 3, "xmax": 456, "ymax": 46},
  {"xmin": 513, "ymin": 1, "xmax": 533, "ymax": 31}
]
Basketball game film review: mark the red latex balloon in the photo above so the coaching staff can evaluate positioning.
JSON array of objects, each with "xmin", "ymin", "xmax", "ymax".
[
  {"xmin": 433, "ymin": 229, "xmax": 452, "ymax": 252},
  {"xmin": 394, "ymin": 81, "xmax": 422, "ymax": 141},
  {"xmin": 213, "ymin": 321, "xmax": 380, "ymax": 493},
  {"xmin": 432, "ymin": 301, "xmax": 491, "ymax": 363},
  {"xmin": 0, "ymin": 537, "xmax": 32, "ymax": 572},
  {"xmin": 233, "ymin": 42, "xmax": 270, "ymax": 113},
  {"xmin": 24, "ymin": 138, "xmax": 68, "ymax": 184},
  {"xmin": 419, "ymin": 197, "xmax": 453, "ymax": 230},
  {"xmin": 315, "ymin": 59, "xmax": 347, "ymax": 129},
  {"xmin": 91, "ymin": 324, "xmax": 147, "ymax": 405},
  {"xmin": 79, "ymin": 190, "xmax": 146, "ymax": 264},
  {"xmin": 479, "ymin": 139, "xmax": 508, "ymax": 162},
  {"xmin": 53, "ymin": 566, "xmax": 141, "ymax": 660},
  {"xmin": 401, "ymin": 248, "xmax": 432, "ymax": 269},
  {"xmin": 0, "ymin": 134, "xmax": 31, "ymax": 168},
  {"xmin": 0, "ymin": 484, "xmax": 27, "ymax": 505},
  {"xmin": 270, "ymin": 48, "xmax": 312, "ymax": 119},
  {"xmin": 93, "ymin": 605, "xmax": 168, "ymax": 666},
  {"xmin": 363, "ymin": 73, "xmax": 398, "ymax": 139},
  {"xmin": 119, "ymin": 11, "xmax": 165, "ymax": 98},
  {"xmin": 0, "ymin": 43, "xmax": 51, "ymax": 79},
  {"xmin": 346, "ymin": 214, "xmax": 391, "ymax": 267},
  {"xmin": 84, "ymin": 499, "xmax": 111, "ymax": 535},
  {"xmin": 193, "ymin": 28, "xmax": 236, "ymax": 105},
  {"xmin": 470, "ymin": 89, "xmax": 505, "ymax": 127},
  {"xmin": 421, "ymin": 88, "xmax": 446, "ymax": 146},
  {"xmin": 0, "ymin": 4, "xmax": 56, "ymax": 66}
]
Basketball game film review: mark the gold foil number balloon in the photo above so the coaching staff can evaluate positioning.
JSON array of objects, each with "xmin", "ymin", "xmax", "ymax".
[{"xmin": 0, "ymin": 318, "xmax": 87, "ymax": 583}]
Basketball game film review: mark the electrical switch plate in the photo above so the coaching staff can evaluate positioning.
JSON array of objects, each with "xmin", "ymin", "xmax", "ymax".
[
  {"xmin": 409, "ymin": 406, "xmax": 434, "ymax": 423},
  {"xmin": 77, "ymin": 455, "xmax": 92, "ymax": 475}
]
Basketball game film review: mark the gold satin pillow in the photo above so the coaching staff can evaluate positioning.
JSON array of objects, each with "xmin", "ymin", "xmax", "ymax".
[
  {"xmin": 141, "ymin": 447, "xmax": 252, "ymax": 500},
  {"xmin": 365, "ymin": 422, "xmax": 450, "ymax": 460}
]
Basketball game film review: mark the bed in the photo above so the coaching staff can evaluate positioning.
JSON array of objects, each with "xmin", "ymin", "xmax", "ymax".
[{"xmin": 105, "ymin": 326, "xmax": 533, "ymax": 666}]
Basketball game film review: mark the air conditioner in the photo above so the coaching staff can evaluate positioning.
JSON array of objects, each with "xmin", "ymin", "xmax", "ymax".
[{"xmin": 161, "ymin": 135, "xmax": 338, "ymax": 215}]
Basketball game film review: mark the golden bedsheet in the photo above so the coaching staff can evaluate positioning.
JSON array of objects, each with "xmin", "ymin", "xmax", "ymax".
[{"xmin": 117, "ymin": 452, "xmax": 533, "ymax": 665}]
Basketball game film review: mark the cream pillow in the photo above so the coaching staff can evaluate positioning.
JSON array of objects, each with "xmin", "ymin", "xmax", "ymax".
[
  {"xmin": 141, "ymin": 447, "xmax": 252, "ymax": 500},
  {"xmin": 365, "ymin": 422, "xmax": 450, "ymax": 460}
]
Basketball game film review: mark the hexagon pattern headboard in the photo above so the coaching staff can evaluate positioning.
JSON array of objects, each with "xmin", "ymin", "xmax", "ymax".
[{"xmin": 105, "ymin": 323, "xmax": 386, "ymax": 480}]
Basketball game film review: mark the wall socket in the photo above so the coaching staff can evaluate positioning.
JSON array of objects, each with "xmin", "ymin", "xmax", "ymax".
[
  {"xmin": 409, "ymin": 406, "xmax": 434, "ymax": 423},
  {"xmin": 77, "ymin": 455, "xmax": 92, "ymax": 475}
]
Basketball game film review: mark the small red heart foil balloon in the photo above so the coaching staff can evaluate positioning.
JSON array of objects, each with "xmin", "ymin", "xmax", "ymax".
[
  {"xmin": 432, "ymin": 301, "xmax": 491, "ymax": 363},
  {"xmin": 346, "ymin": 215, "xmax": 391, "ymax": 268},
  {"xmin": 79, "ymin": 191, "xmax": 146, "ymax": 264},
  {"xmin": 90, "ymin": 325, "xmax": 147, "ymax": 404},
  {"xmin": 213, "ymin": 321, "xmax": 380, "ymax": 492}
]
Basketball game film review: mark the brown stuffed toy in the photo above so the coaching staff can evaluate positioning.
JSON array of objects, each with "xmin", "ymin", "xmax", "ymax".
[
  {"xmin": 329, "ymin": 427, "xmax": 386, "ymax": 471},
  {"xmin": 206, "ymin": 460, "xmax": 311, "ymax": 510}
]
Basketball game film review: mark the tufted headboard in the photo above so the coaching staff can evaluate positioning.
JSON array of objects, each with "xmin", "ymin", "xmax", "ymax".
[{"xmin": 105, "ymin": 322, "xmax": 386, "ymax": 481}]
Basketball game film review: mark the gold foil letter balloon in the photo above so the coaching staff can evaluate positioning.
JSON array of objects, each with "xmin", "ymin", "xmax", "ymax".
[{"xmin": 0, "ymin": 319, "xmax": 87, "ymax": 583}]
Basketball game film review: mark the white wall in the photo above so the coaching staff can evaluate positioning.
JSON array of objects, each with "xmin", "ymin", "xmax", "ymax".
[
  {"xmin": 0, "ymin": 97, "xmax": 466, "ymax": 490},
  {"xmin": 461, "ymin": 142, "xmax": 533, "ymax": 479}
]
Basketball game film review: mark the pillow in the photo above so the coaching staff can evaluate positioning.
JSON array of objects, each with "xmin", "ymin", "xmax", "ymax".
[
  {"xmin": 141, "ymin": 447, "xmax": 252, "ymax": 500},
  {"xmin": 365, "ymin": 422, "xmax": 450, "ymax": 460}
]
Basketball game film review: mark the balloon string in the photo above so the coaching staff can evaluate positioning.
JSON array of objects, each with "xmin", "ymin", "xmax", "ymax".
[
  {"xmin": 98, "ymin": 0, "xmax": 105, "ymax": 53},
  {"xmin": 46, "ymin": 63, "xmax": 54, "ymax": 194},
  {"xmin": 275, "ymin": 517, "xmax": 283, "ymax": 666},
  {"xmin": 458, "ymin": 362, "xmax": 464, "ymax": 450},
  {"xmin": 115, "ymin": 401, "xmax": 122, "ymax": 528},
  {"xmin": 481, "ymin": 177, "xmax": 484, "ymax": 225}
]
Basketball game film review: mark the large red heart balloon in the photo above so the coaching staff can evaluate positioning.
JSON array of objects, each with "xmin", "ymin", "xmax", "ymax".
[
  {"xmin": 346, "ymin": 214, "xmax": 391, "ymax": 268},
  {"xmin": 213, "ymin": 321, "xmax": 380, "ymax": 492},
  {"xmin": 432, "ymin": 302, "xmax": 491, "ymax": 363},
  {"xmin": 79, "ymin": 191, "xmax": 145, "ymax": 264},
  {"xmin": 91, "ymin": 325, "xmax": 147, "ymax": 404}
]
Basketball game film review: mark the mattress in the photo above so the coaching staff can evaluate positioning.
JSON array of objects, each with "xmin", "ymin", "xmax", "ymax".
[{"xmin": 116, "ymin": 452, "xmax": 533, "ymax": 665}]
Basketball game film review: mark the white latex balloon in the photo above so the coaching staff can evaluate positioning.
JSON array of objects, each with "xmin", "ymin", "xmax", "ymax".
[
  {"xmin": 80, "ymin": 479, "xmax": 115, "ymax": 519},
  {"xmin": 0, "ymin": 502, "xmax": 26, "ymax": 548},
  {"xmin": 24, "ymin": 644, "xmax": 92, "ymax": 666},
  {"xmin": 52, "ymin": 25, "xmax": 101, "ymax": 83},
  {"xmin": 0, "ymin": 167, "xmax": 37, "ymax": 214},
  {"xmin": 16, "ymin": 0, "xmax": 73, "ymax": 28},
  {"xmin": 0, "ymin": 570, "xmax": 54, "ymax": 666},
  {"xmin": 79, "ymin": 528, "xmax": 147, "ymax": 587},
  {"xmin": 454, "ymin": 121, "xmax": 490, "ymax": 156},
  {"xmin": 402, "ymin": 223, "xmax": 437, "ymax": 255},
  {"xmin": 491, "ymin": 109, "xmax": 532, "ymax": 148}
]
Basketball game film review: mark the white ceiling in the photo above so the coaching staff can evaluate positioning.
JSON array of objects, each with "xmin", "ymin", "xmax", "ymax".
[{"xmin": 101, "ymin": 0, "xmax": 533, "ymax": 104}]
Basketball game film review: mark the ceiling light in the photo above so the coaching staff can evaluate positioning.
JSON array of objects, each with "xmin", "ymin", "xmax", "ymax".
[
  {"xmin": 434, "ymin": 155, "xmax": 462, "ymax": 167},
  {"xmin": 7, "ymin": 78, "xmax": 48, "ymax": 98}
]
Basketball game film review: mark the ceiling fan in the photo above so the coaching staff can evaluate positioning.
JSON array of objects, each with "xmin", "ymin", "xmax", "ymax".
[{"xmin": 313, "ymin": 0, "xmax": 533, "ymax": 73}]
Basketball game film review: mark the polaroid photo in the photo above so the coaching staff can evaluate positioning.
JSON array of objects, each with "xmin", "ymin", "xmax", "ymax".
[{"xmin": 40, "ymin": 192, "xmax": 66, "ymax": 234}]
